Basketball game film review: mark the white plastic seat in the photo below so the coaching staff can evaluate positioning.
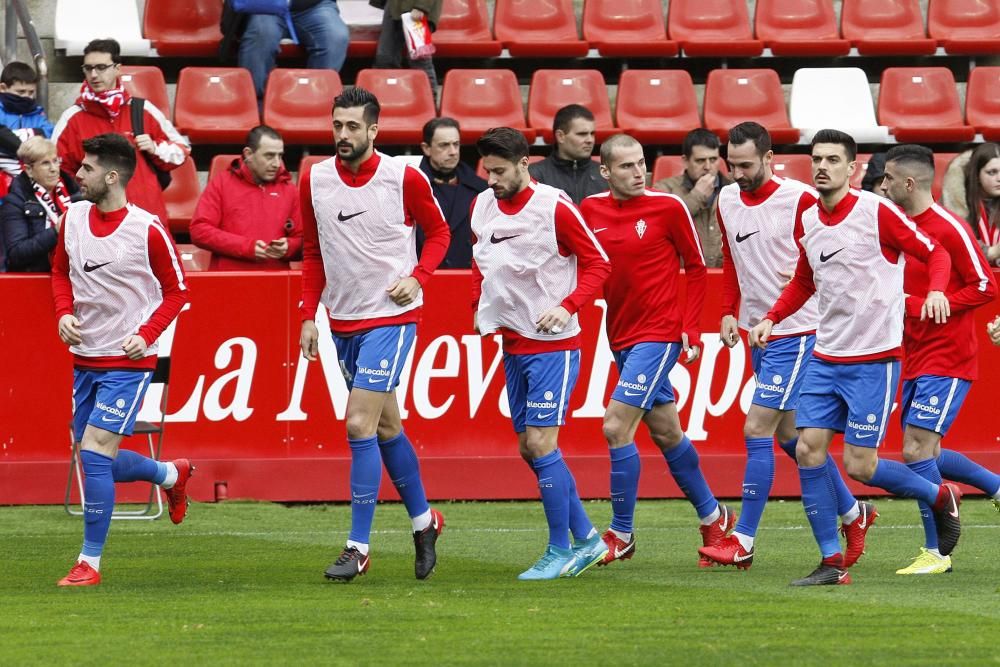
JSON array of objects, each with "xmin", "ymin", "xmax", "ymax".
[
  {"xmin": 55, "ymin": 0, "xmax": 151, "ymax": 56},
  {"xmin": 789, "ymin": 67, "xmax": 889, "ymax": 144}
]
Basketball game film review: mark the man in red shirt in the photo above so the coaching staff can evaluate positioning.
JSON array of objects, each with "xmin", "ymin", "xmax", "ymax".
[
  {"xmin": 879, "ymin": 144, "xmax": 1000, "ymax": 575},
  {"xmin": 51, "ymin": 134, "xmax": 191, "ymax": 586},
  {"xmin": 298, "ymin": 88, "xmax": 450, "ymax": 583},
  {"xmin": 578, "ymin": 134, "xmax": 735, "ymax": 569},
  {"xmin": 190, "ymin": 126, "xmax": 302, "ymax": 270},
  {"xmin": 51, "ymin": 39, "xmax": 189, "ymax": 227}
]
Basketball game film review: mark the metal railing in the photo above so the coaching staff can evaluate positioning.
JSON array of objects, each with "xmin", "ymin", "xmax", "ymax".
[{"xmin": 3, "ymin": 0, "xmax": 47, "ymax": 109}]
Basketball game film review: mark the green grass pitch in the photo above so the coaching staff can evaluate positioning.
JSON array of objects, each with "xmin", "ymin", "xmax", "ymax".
[{"xmin": 2, "ymin": 499, "xmax": 998, "ymax": 665}]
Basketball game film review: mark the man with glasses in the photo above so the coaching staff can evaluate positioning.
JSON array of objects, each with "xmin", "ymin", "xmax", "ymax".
[{"xmin": 51, "ymin": 39, "xmax": 189, "ymax": 227}]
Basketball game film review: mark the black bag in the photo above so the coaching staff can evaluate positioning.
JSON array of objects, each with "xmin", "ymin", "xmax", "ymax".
[{"xmin": 130, "ymin": 97, "xmax": 172, "ymax": 190}]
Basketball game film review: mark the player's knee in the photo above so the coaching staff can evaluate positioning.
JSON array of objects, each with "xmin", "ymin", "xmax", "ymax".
[
  {"xmin": 376, "ymin": 423, "xmax": 400, "ymax": 443},
  {"xmin": 345, "ymin": 413, "xmax": 377, "ymax": 440},
  {"xmin": 650, "ymin": 426, "xmax": 683, "ymax": 451},
  {"xmin": 602, "ymin": 414, "xmax": 627, "ymax": 446},
  {"xmin": 795, "ymin": 438, "xmax": 824, "ymax": 466},
  {"xmin": 844, "ymin": 456, "xmax": 876, "ymax": 483}
]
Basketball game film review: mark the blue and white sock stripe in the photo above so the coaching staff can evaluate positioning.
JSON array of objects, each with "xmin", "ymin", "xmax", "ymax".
[
  {"xmin": 779, "ymin": 336, "xmax": 808, "ymax": 411},
  {"xmin": 877, "ymin": 363, "xmax": 893, "ymax": 446},
  {"xmin": 557, "ymin": 350, "xmax": 571, "ymax": 426},
  {"xmin": 119, "ymin": 371, "xmax": 152, "ymax": 435},
  {"xmin": 934, "ymin": 377, "xmax": 959, "ymax": 434},
  {"xmin": 642, "ymin": 343, "xmax": 674, "ymax": 410},
  {"xmin": 386, "ymin": 326, "xmax": 407, "ymax": 393}
]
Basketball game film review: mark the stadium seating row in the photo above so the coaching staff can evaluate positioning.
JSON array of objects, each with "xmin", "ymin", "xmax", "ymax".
[
  {"xmin": 127, "ymin": 0, "xmax": 1000, "ymax": 59},
  {"xmin": 121, "ymin": 64, "xmax": 1000, "ymax": 147}
]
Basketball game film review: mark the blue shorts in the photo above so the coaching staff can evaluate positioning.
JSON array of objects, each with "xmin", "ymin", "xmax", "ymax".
[
  {"xmin": 796, "ymin": 358, "xmax": 901, "ymax": 449},
  {"xmin": 900, "ymin": 375, "xmax": 971, "ymax": 436},
  {"xmin": 72, "ymin": 369, "xmax": 153, "ymax": 442},
  {"xmin": 503, "ymin": 349, "xmax": 580, "ymax": 433},
  {"xmin": 750, "ymin": 334, "xmax": 815, "ymax": 411},
  {"xmin": 611, "ymin": 342, "xmax": 679, "ymax": 410},
  {"xmin": 333, "ymin": 324, "xmax": 415, "ymax": 393}
]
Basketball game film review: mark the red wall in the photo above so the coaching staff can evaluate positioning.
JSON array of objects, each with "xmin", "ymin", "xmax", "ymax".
[{"xmin": 1, "ymin": 270, "xmax": 998, "ymax": 504}]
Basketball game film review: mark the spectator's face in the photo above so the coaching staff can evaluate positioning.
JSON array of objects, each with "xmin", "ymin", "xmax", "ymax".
[
  {"xmin": 422, "ymin": 126, "xmax": 461, "ymax": 173},
  {"xmin": 244, "ymin": 135, "xmax": 284, "ymax": 183},
  {"xmin": 601, "ymin": 143, "xmax": 646, "ymax": 199},
  {"xmin": 76, "ymin": 154, "xmax": 111, "ymax": 203},
  {"xmin": 0, "ymin": 80, "xmax": 36, "ymax": 99},
  {"xmin": 811, "ymin": 143, "xmax": 854, "ymax": 194},
  {"xmin": 482, "ymin": 154, "xmax": 529, "ymax": 200},
  {"xmin": 333, "ymin": 106, "xmax": 376, "ymax": 162},
  {"xmin": 727, "ymin": 140, "xmax": 770, "ymax": 192},
  {"xmin": 979, "ymin": 157, "xmax": 1000, "ymax": 200},
  {"xmin": 683, "ymin": 145, "xmax": 720, "ymax": 182},
  {"xmin": 82, "ymin": 51, "xmax": 119, "ymax": 93},
  {"xmin": 555, "ymin": 118, "xmax": 595, "ymax": 161},
  {"xmin": 25, "ymin": 150, "xmax": 61, "ymax": 191}
]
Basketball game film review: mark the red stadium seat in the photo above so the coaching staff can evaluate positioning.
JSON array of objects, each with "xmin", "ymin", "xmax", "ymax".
[
  {"xmin": 703, "ymin": 69, "xmax": 799, "ymax": 144},
  {"xmin": 298, "ymin": 155, "xmax": 335, "ymax": 178},
  {"xmin": 754, "ymin": 0, "xmax": 851, "ymax": 56},
  {"xmin": 651, "ymin": 156, "xmax": 685, "ymax": 184},
  {"xmin": 769, "ymin": 154, "xmax": 812, "ymax": 184},
  {"xmin": 840, "ymin": 0, "xmax": 937, "ymax": 55},
  {"xmin": 162, "ymin": 157, "xmax": 200, "ymax": 236},
  {"xmin": 932, "ymin": 152, "xmax": 958, "ymax": 202},
  {"xmin": 263, "ymin": 69, "xmax": 342, "ymax": 145},
  {"xmin": 433, "ymin": 0, "xmax": 502, "ymax": 57},
  {"xmin": 667, "ymin": 0, "xmax": 762, "ymax": 57},
  {"xmin": 877, "ymin": 68, "xmax": 975, "ymax": 142},
  {"xmin": 353, "ymin": 70, "xmax": 436, "ymax": 144},
  {"xmin": 208, "ymin": 154, "xmax": 241, "ymax": 184},
  {"xmin": 439, "ymin": 70, "xmax": 535, "ymax": 143},
  {"xmin": 175, "ymin": 244, "xmax": 212, "ymax": 272},
  {"xmin": 966, "ymin": 67, "xmax": 1000, "ymax": 142},
  {"xmin": 528, "ymin": 70, "xmax": 617, "ymax": 144},
  {"xmin": 174, "ymin": 68, "xmax": 260, "ymax": 144},
  {"xmin": 928, "ymin": 0, "xmax": 1000, "ymax": 55},
  {"xmin": 493, "ymin": 0, "xmax": 589, "ymax": 58},
  {"xmin": 851, "ymin": 153, "xmax": 872, "ymax": 190},
  {"xmin": 583, "ymin": 0, "xmax": 678, "ymax": 57},
  {"xmin": 143, "ymin": 0, "xmax": 222, "ymax": 57},
  {"xmin": 615, "ymin": 70, "xmax": 699, "ymax": 145},
  {"xmin": 120, "ymin": 66, "xmax": 171, "ymax": 121}
]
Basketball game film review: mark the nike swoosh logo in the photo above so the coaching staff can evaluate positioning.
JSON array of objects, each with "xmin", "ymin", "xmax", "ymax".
[
  {"xmin": 536, "ymin": 411, "xmax": 555, "ymax": 419},
  {"xmin": 948, "ymin": 491, "xmax": 959, "ymax": 518},
  {"xmin": 367, "ymin": 377, "xmax": 385, "ymax": 383},
  {"xmin": 735, "ymin": 230, "xmax": 760, "ymax": 243},
  {"xmin": 857, "ymin": 506, "xmax": 868, "ymax": 529},
  {"xmin": 490, "ymin": 233, "xmax": 520, "ymax": 244},
  {"xmin": 337, "ymin": 210, "xmax": 366, "ymax": 222},
  {"xmin": 83, "ymin": 261, "xmax": 112, "ymax": 273},
  {"xmin": 837, "ymin": 570, "xmax": 849, "ymax": 582},
  {"xmin": 915, "ymin": 413, "xmax": 936, "ymax": 420},
  {"xmin": 100, "ymin": 415, "xmax": 119, "ymax": 422},
  {"xmin": 855, "ymin": 432, "xmax": 875, "ymax": 439},
  {"xmin": 820, "ymin": 248, "xmax": 845, "ymax": 262},
  {"xmin": 615, "ymin": 542, "xmax": 635, "ymax": 558},
  {"xmin": 733, "ymin": 551, "xmax": 753, "ymax": 562},
  {"xmin": 759, "ymin": 392, "xmax": 780, "ymax": 398},
  {"xmin": 624, "ymin": 390, "xmax": 643, "ymax": 396},
  {"xmin": 593, "ymin": 227, "xmax": 608, "ymax": 233}
]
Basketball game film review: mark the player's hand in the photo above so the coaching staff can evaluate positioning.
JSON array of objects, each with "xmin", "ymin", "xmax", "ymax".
[
  {"xmin": 693, "ymin": 172, "xmax": 715, "ymax": 200},
  {"xmin": 121, "ymin": 334, "xmax": 147, "ymax": 360},
  {"xmin": 720, "ymin": 315, "xmax": 739, "ymax": 348},
  {"xmin": 536, "ymin": 306, "xmax": 571, "ymax": 334},
  {"xmin": 387, "ymin": 276, "xmax": 421, "ymax": 306},
  {"xmin": 681, "ymin": 332, "xmax": 701, "ymax": 364},
  {"xmin": 987, "ymin": 315, "xmax": 1000, "ymax": 346},
  {"xmin": 265, "ymin": 237, "xmax": 288, "ymax": 259},
  {"xmin": 921, "ymin": 290, "xmax": 950, "ymax": 324},
  {"xmin": 410, "ymin": 7, "xmax": 425, "ymax": 20},
  {"xmin": 58, "ymin": 314, "xmax": 82, "ymax": 346},
  {"xmin": 749, "ymin": 318, "xmax": 774, "ymax": 350},
  {"xmin": 134, "ymin": 133, "xmax": 156, "ymax": 154},
  {"xmin": 300, "ymin": 319, "xmax": 319, "ymax": 361},
  {"xmin": 254, "ymin": 240, "xmax": 270, "ymax": 261},
  {"xmin": 778, "ymin": 269, "xmax": 794, "ymax": 288}
]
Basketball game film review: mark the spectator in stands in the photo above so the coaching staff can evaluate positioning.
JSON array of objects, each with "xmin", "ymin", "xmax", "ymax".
[
  {"xmin": 529, "ymin": 104, "xmax": 605, "ymax": 204},
  {"xmin": 860, "ymin": 152, "xmax": 887, "ymax": 192},
  {"xmin": 0, "ymin": 61, "xmax": 53, "ymax": 138},
  {"xmin": 416, "ymin": 117, "xmax": 486, "ymax": 268},
  {"xmin": 51, "ymin": 39, "xmax": 189, "ymax": 228},
  {"xmin": 221, "ymin": 0, "xmax": 350, "ymax": 102},
  {"xmin": 1, "ymin": 136, "xmax": 78, "ymax": 272},
  {"xmin": 942, "ymin": 150, "xmax": 971, "ymax": 218},
  {"xmin": 190, "ymin": 126, "xmax": 302, "ymax": 270},
  {"xmin": 372, "ymin": 0, "xmax": 441, "ymax": 97},
  {"xmin": 652, "ymin": 129, "xmax": 732, "ymax": 268},
  {"xmin": 964, "ymin": 142, "xmax": 1000, "ymax": 266}
]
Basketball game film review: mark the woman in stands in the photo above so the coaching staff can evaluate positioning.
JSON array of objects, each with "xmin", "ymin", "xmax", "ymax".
[
  {"xmin": 1, "ymin": 136, "xmax": 78, "ymax": 272},
  {"xmin": 965, "ymin": 142, "xmax": 1000, "ymax": 266}
]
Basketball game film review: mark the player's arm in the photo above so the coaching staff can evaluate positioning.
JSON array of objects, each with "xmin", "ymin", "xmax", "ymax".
[
  {"xmin": 930, "ymin": 220, "xmax": 996, "ymax": 314},
  {"xmin": 717, "ymin": 206, "xmax": 741, "ymax": 347},
  {"xmin": 471, "ymin": 253, "xmax": 483, "ymax": 334},
  {"xmin": 878, "ymin": 202, "xmax": 951, "ymax": 322},
  {"xmin": 298, "ymin": 164, "xmax": 326, "ymax": 360},
  {"xmin": 130, "ymin": 223, "xmax": 189, "ymax": 359},
  {"xmin": 669, "ymin": 198, "xmax": 708, "ymax": 361},
  {"xmin": 50, "ymin": 216, "xmax": 81, "ymax": 345}
]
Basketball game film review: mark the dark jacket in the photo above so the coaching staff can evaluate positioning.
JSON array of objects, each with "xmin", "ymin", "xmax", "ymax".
[
  {"xmin": 1, "ymin": 170, "xmax": 79, "ymax": 272},
  {"xmin": 417, "ymin": 157, "xmax": 487, "ymax": 269},
  {"xmin": 528, "ymin": 153, "xmax": 606, "ymax": 204}
]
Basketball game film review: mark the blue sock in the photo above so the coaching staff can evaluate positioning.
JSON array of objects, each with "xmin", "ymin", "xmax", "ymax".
[
  {"xmin": 868, "ymin": 458, "xmax": 938, "ymax": 505},
  {"xmin": 565, "ymin": 468, "xmax": 594, "ymax": 541},
  {"xmin": 378, "ymin": 431, "xmax": 430, "ymax": 520},
  {"xmin": 937, "ymin": 448, "xmax": 1000, "ymax": 496},
  {"xmin": 80, "ymin": 450, "xmax": 115, "ymax": 558},
  {"xmin": 778, "ymin": 437, "xmax": 798, "ymax": 461},
  {"xmin": 825, "ymin": 456, "xmax": 858, "ymax": 516},
  {"xmin": 734, "ymin": 437, "xmax": 775, "ymax": 537},
  {"xmin": 532, "ymin": 449, "xmax": 572, "ymax": 550},
  {"xmin": 907, "ymin": 458, "xmax": 942, "ymax": 550},
  {"xmin": 663, "ymin": 436, "xmax": 718, "ymax": 519},
  {"xmin": 111, "ymin": 449, "xmax": 167, "ymax": 484},
  {"xmin": 798, "ymin": 463, "xmax": 841, "ymax": 558},
  {"xmin": 609, "ymin": 443, "xmax": 640, "ymax": 534},
  {"xmin": 347, "ymin": 436, "xmax": 382, "ymax": 544}
]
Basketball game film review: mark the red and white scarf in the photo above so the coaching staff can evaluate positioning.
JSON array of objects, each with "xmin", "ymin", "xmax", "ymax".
[
  {"xmin": 32, "ymin": 178, "xmax": 72, "ymax": 229},
  {"xmin": 979, "ymin": 202, "xmax": 1000, "ymax": 247},
  {"xmin": 77, "ymin": 80, "xmax": 129, "ymax": 119}
]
